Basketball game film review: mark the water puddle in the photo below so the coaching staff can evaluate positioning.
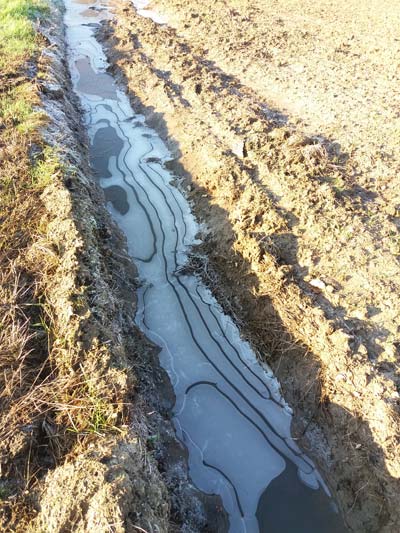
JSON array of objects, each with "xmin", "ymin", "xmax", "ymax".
[{"xmin": 64, "ymin": 1, "xmax": 346, "ymax": 531}]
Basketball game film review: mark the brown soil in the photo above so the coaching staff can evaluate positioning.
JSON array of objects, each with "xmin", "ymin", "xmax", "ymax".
[
  {"xmin": 157, "ymin": 0, "xmax": 400, "ymax": 208},
  {"xmin": 101, "ymin": 1, "xmax": 400, "ymax": 531}
]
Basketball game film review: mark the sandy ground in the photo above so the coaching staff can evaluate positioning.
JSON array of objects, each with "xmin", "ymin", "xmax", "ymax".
[
  {"xmin": 156, "ymin": 0, "xmax": 400, "ymax": 205},
  {"xmin": 102, "ymin": 0, "xmax": 400, "ymax": 530}
]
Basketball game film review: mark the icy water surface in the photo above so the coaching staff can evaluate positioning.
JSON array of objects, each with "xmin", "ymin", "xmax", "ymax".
[{"xmin": 64, "ymin": 1, "xmax": 346, "ymax": 531}]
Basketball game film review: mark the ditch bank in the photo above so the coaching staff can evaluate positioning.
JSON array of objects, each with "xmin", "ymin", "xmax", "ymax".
[
  {"xmin": 1, "ymin": 2, "xmax": 223, "ymax": 531},
  {"xmin": 64, "ymin": 0, "xmax": 350, "ymax": 531}
]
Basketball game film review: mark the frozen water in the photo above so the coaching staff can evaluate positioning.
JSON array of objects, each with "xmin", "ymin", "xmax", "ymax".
[{"xmin": 64, "ymin": 1, "xmax": 346, "ymax": 531}]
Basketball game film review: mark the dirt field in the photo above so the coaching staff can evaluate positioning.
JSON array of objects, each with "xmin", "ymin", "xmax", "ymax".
[
  {"xmin": 103, "ymin": 0, "xmax": 400, "ymax": 530},
  {"xmin": 157, "ymin": 0, "xmax": 400, "ymax": 203}
]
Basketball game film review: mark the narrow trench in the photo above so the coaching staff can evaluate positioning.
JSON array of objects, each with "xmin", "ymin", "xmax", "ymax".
[{"xmin": 64, "ymin": 1, "xmax": 347, "ymax": 531}]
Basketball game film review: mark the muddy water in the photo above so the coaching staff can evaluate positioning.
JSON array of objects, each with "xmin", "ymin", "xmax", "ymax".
[{"xmin": 64, "ymin": 1, "xmax": 346, "ymax": 531}]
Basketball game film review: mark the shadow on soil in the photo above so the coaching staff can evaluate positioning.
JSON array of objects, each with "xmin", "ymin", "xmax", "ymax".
[{"xmin": 109, "ymin": 31, "xmax": 389, "ymax": 360}]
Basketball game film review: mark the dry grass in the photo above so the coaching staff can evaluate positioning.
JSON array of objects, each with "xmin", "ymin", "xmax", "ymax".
[
  {"xmin": 0, "ymin": 0, "xmax": 127, "ymax": 517},
  {"xmin": 0, "ymin": 0, "xmax": 54, "ymax": 487}
]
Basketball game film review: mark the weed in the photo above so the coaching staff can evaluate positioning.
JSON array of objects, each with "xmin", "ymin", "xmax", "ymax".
[
  {"xmin": 0, "ymin": 84, "xmax": 45, "ymax": 133},
  {"xmin": 88, "ymin": 397, "xmax": 115, "ymax": 435},
  {"xmin": 31, "ymin": 146, "xmax": 63, "ymax": 189},
  {"xmin": 71, "ymin": 366, "xmax": 123, "ymax": 436}
]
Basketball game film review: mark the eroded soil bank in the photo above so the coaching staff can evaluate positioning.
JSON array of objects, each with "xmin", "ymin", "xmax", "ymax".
[
  {"xmin": 99, "ymin": 0, "xmax": 400, "ymax": 531},
  {"xmin": 1, "ymin": 2, "xmax": 224, "ymax": 531}
]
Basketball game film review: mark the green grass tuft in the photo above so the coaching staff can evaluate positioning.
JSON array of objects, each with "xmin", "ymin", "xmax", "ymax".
[
  {"xmin": 0, "ymin": 83, "xmax": 46, "ymax": 134},
  {"xmin": 31, "ymin": 146, "xmax": 63, "ymax": 189},
  {"xmin": 0, "ymin": 0, "xmax": 49, "ymax": 69}
]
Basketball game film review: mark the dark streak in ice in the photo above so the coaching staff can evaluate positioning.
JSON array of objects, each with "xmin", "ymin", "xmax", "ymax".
[{"xmin": 203, "ymin": 460, "xmax": 245, "ymax": 518}]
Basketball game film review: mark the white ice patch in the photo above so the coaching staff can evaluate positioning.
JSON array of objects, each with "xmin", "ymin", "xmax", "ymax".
[{"xmin": 132, "ymin": 0, "xmax": 167, "ymax": 25}]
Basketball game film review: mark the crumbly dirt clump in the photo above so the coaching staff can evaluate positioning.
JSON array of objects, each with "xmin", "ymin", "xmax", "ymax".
[{"xmin": 102, "ymin": 1, "xmax": 400, "ymax": 531}]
